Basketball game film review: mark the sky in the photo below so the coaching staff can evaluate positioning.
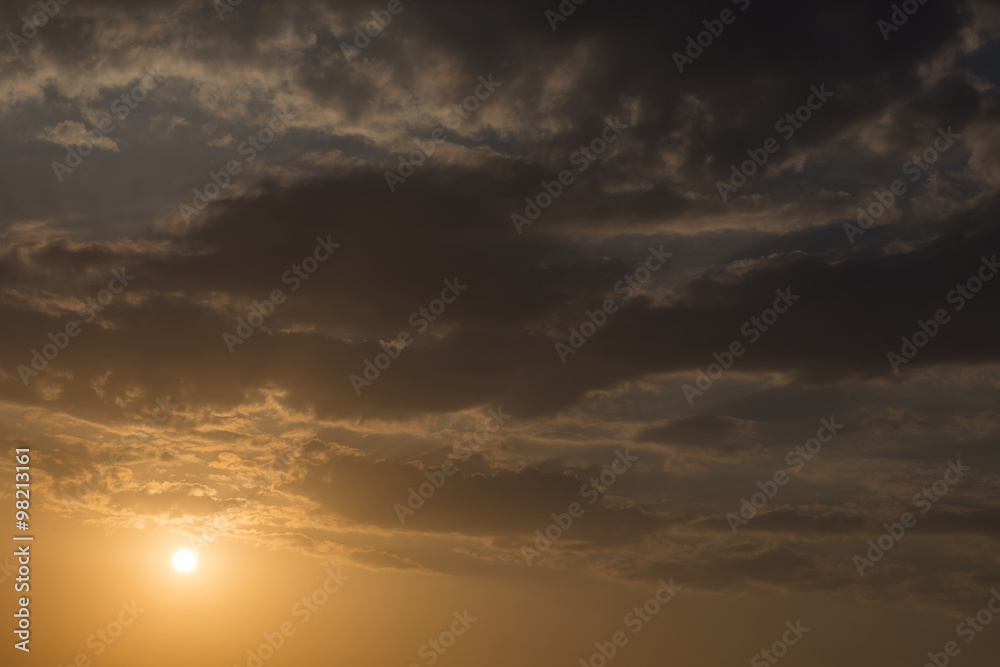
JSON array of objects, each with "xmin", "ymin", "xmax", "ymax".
[{"xmin": 1, "ymin": 0, "xmax": 1000, "ymax": 666}]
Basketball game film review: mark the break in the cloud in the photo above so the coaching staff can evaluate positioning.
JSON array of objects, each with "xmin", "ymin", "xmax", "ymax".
[{"xmin": 37, "ymin": 120, "xmax": 120, "ymax": 151}]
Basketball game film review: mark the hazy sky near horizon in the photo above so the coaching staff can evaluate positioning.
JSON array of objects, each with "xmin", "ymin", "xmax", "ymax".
[{"xmin": 1, "ymin": 0, "xmax": 1000, "ymax": 666}]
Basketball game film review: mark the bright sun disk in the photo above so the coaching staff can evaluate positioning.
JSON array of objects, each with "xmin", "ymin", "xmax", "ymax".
[{"xmin": 173, "ymin": 549, "xmax": 197, "ymax": 572}]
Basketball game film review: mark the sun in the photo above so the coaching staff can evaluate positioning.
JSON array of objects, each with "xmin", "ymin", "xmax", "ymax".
[{"xmin": 173, "ymin": 549, "xmax": 197, "ymax": 573}]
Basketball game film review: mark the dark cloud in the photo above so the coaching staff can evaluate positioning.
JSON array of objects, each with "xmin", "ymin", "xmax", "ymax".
[{"xmin": 635, "ymin": 414, "xmax": 756, "ymax": 451}]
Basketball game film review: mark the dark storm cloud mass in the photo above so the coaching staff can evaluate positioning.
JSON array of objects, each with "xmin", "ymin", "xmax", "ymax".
[
  {"xmin": 288, "ymin": 444, "xmax": 667, "ymax": 543},
  {"xmin": 1, "ymin": 0, "xmax": 995, "ymax": 232},
  {"xmin": 1, "ymin": 0, "xmax": 999, "ymax": 611},
  {"xmin": 1, "ymin": 180, "xmax": 998, "ymax": 421}
]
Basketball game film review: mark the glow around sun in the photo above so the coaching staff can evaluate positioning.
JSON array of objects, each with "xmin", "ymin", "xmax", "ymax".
[{"xmin": 173, "ymin": 549, "xmax": 197, "ymax": 573}]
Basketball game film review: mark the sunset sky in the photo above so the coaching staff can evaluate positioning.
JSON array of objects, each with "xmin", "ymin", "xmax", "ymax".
[{"xmin": 2, "ymin": 0, "xmax": 1000, "ymax": 666}]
